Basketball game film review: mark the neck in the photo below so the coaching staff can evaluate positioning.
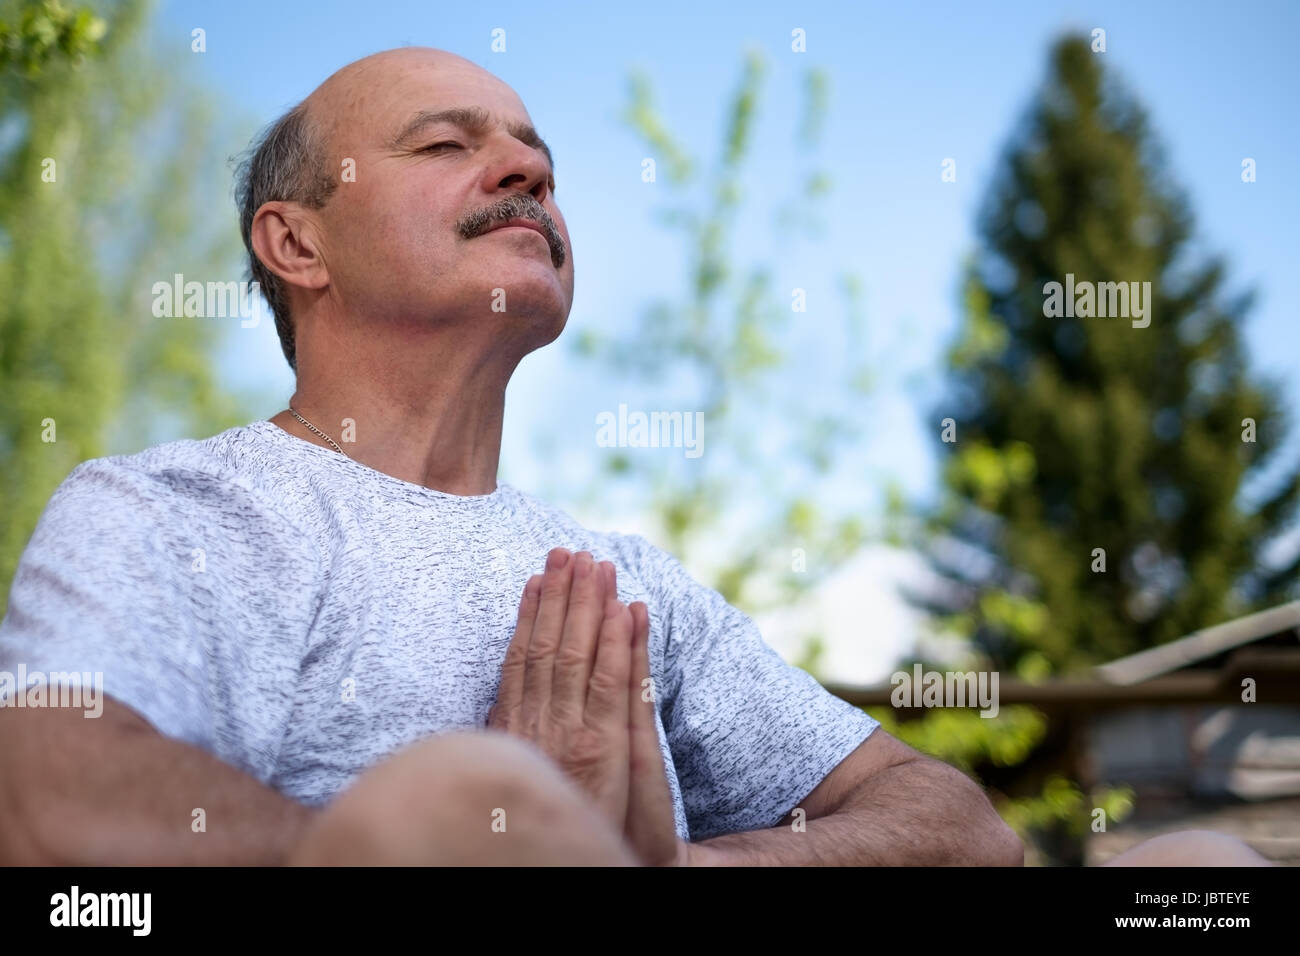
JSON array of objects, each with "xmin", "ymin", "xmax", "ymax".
[{"xmin": 271, "ymin": 325, "xmax": 521, "ymax": 497}]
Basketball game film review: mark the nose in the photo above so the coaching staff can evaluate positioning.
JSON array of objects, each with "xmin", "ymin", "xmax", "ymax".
[{"xmin": 481, "ymin": 135, "xmax": 554, "ymax": 208}]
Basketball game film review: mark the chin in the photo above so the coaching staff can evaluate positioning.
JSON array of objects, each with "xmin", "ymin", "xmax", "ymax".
[
  {"xmin": 525, "ymin": 306, "xmax": 570, "ymax": 341},
  {"xmin": 487, "ymin": 271, "xmax": 571, "ymax": 320},
  {"xmin": 512, "ymin": 305, "xmax": 569, "ymax": 352}
]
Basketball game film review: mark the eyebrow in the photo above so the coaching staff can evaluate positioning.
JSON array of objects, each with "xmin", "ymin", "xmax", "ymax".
[{"xmin": 387, "ymin": 106, "xmax": 554, "ymax": 173}]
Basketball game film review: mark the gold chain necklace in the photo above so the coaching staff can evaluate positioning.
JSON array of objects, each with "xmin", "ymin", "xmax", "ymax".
[{"xmin": 287, "ymin": 407, "xmax": 346, "ymax": 457}]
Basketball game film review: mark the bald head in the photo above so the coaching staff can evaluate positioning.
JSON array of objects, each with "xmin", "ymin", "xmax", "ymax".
[
  {"xmin": 304, "ymin": 49, "xmax": 495, "ymax": 160},
  {"xmin": 236, "ymin": 46, "xmax": 572, "ymax": 372}
]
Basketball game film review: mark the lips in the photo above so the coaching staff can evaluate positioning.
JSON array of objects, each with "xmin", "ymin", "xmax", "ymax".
[
  {"xmin": 472, "ymin": 209, "xmax": 566, "ymax": 269},
  {"xmin": 483, "ymin": 217, "xmax": 548, "ymax": 240}
]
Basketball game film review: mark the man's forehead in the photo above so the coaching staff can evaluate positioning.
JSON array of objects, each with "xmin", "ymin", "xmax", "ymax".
[{"xmin": 308, "ymin": 48, "xmax": 533, "ymax": 146}]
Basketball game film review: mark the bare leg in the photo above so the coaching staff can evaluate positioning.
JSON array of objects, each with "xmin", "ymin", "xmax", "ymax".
[
  {"xmin": 289, "ymin": 729, "xmax": 638, "ymax": 866},
  {"xmin": 1100, "ymin": 829, "xmax": 1274, "ymax": 867}
]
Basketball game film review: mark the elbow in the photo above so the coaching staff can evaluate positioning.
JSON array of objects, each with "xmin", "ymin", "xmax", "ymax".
[
  {"xmin": 939, "ymin": 763, "xmax": 1024, "ymax": 866},
  {"xmin": 964, "ymin": 781, "xmax": 1023, "ymax": 866}
]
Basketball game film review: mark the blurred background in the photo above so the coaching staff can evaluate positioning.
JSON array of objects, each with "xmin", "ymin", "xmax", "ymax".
[{"xmin": 3, "ymin": 0, "xmax": 1298, "ymax": 864}]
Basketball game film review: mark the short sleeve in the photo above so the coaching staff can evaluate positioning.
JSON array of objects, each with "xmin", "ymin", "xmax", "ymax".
[
  {"xmin": 0, "ymin": 457, "xmax": 322, "ymax": 783},
  {"xmin": 611, "ymin": 533, "xmax": 879, "ymax": 841}
]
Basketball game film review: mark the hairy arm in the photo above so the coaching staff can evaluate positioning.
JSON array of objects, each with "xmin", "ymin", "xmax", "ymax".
[
  {"xmin": 687, "ymin": 729, "xmax": 1024, "ymax": 866},
  {"xmin": 0, "ymin": 694, "xmax": 318, "ymax": 865}
]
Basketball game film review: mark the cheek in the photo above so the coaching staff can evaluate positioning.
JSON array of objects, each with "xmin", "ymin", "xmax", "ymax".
[{"xmin": 347, "ymin": 177, "xmax": 442, "ymax": 242}]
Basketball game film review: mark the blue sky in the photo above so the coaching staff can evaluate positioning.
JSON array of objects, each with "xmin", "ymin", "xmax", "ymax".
[{"xmin": 157, "ymin": 0, "xmax": 1300, "ymax": 525}]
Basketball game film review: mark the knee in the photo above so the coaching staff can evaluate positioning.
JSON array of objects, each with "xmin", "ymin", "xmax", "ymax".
[
  {"xmin": 1102, "ymin": 829, "xmax": 1274, "ymax": 867},
  {"xmin": 289, "ymin": 730, "xmax": 634, "ymax": 865}
]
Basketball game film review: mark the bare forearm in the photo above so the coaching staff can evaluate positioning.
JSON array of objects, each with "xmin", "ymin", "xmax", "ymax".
[
  {"xmin": 689, "ymin": 758, "xmax": 1023, "ymax": 866},
  {"xmin": 0, "ymin": 700, "xmax": 318, "ymax": 865}
]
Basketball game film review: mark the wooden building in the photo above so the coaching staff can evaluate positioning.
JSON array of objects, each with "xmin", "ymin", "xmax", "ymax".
[{"xmin": 823, "ymin": 601, "xmax": 1300, "ymax": 865}]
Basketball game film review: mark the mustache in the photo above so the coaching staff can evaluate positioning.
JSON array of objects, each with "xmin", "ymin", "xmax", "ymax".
[{"xmin": 457, "ymin": 193, "xmax": 566, "ymax": 268}]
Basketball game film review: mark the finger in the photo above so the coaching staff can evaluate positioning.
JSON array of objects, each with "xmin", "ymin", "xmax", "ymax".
[
  {"xmin": 627, "ymin": 602, "xmax": 659, "ymax": 762},
  {"xmin": 520, "ymin": 547, "xmax": 573, "ymax": 728},
  {"xmin": 552, "ymin": 554, "xmax": 607, "ymax": 718},
  {"xmin": 624, "ymin": 606, "xmax": 660, "ymax": 785},
  {"xmin": 585, "ymin": 597, "xmax": 632, "ymax": 728},
  {"xmin": 489, "ymin": 574, "xmax": 541, "ymax": 730},
  {"xmin": 624, "ymin": 599, "xmax": 680, "ymax": 865}
]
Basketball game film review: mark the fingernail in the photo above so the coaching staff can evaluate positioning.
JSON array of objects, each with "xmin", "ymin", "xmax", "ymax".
[
  {"xmin": 548, "ymin": 548, "xmax": 570, "ymax": 569},
  {"xmin": 574, "ymin": 553, "xmax": 592, "ymax": 578},
  {"xmin": 525, "ymin": 575, "xmax": 541, "ymax": 598}
]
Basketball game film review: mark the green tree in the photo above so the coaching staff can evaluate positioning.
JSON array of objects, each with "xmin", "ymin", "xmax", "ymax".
[
  {"xmin": 0, "ymin": 0, "xmax": 104, "ymax": 74},
  {"xmin": 926, "ymin": 33, "xmax": 1300, "ymax": 677},
  {"xmin": 902, "ymin": 34, "xmax": 1300, "ymax": 861},
  {"xmin": 1, "ymin": 0, "xmax": 250, "ymax": 609}
]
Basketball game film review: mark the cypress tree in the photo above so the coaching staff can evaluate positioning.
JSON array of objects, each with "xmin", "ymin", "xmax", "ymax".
[{"xmin": 923, "ymin": 35, "xmax": 1300, "ymax": 676}]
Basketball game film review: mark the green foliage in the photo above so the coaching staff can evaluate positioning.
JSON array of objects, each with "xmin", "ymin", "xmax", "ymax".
[
  {"xmin": 575, "ymin": 51, "xmax": 874, "ymax": 618},
  {"xmin": 866, "ymin": 704, "xmax": 1048, "ymax": 773},
  {"xmin": 0, "ymin": 0, "xmax": 251, "ymax": 609},
  {"xmin": 999, "ymin": 776, "xmax": 1134, "ymax": 844},
  {"xmin": 0, "ymin": 0, "xmax": 104, "ymax": 75}
]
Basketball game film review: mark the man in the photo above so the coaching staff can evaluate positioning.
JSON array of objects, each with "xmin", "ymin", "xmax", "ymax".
[{"xmin": 2, "ymin": 44, "xmax": 1196, "ymax": 867}]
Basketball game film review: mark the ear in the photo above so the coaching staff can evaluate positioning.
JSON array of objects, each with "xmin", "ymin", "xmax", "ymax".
[{"xmin": 250, "ymin": 201, "xmax": 330, "ymax": 293}]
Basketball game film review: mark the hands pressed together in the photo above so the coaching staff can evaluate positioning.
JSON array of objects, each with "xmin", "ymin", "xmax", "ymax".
[{"xmin": 487, "ymin": 547, "xmax": 687, "ymax": 866}]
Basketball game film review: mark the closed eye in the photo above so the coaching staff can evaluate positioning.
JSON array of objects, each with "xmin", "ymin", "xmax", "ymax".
[{"xmin": 419, "ymin": 140, "xmax": 556, "ymax": 193}]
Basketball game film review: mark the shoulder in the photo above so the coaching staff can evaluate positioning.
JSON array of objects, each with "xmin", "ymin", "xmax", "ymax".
[
  {"xmin": 31, "ymin": 426, "xmax": 322, "ymax": 574},
  {"xmin": 39, "ymin": 435, "xmax": 229, "ymax": 535}
]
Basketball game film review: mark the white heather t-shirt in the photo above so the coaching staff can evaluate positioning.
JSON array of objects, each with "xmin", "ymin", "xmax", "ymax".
[{"xmin": 0, "ymin": 420, "xmax": 878, "ymax": 841}]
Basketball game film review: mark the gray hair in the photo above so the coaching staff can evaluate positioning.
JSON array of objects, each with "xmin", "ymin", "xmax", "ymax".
[{"xmin": 233, "ymin": 102, "xmax": 337, "ymax": 371}]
